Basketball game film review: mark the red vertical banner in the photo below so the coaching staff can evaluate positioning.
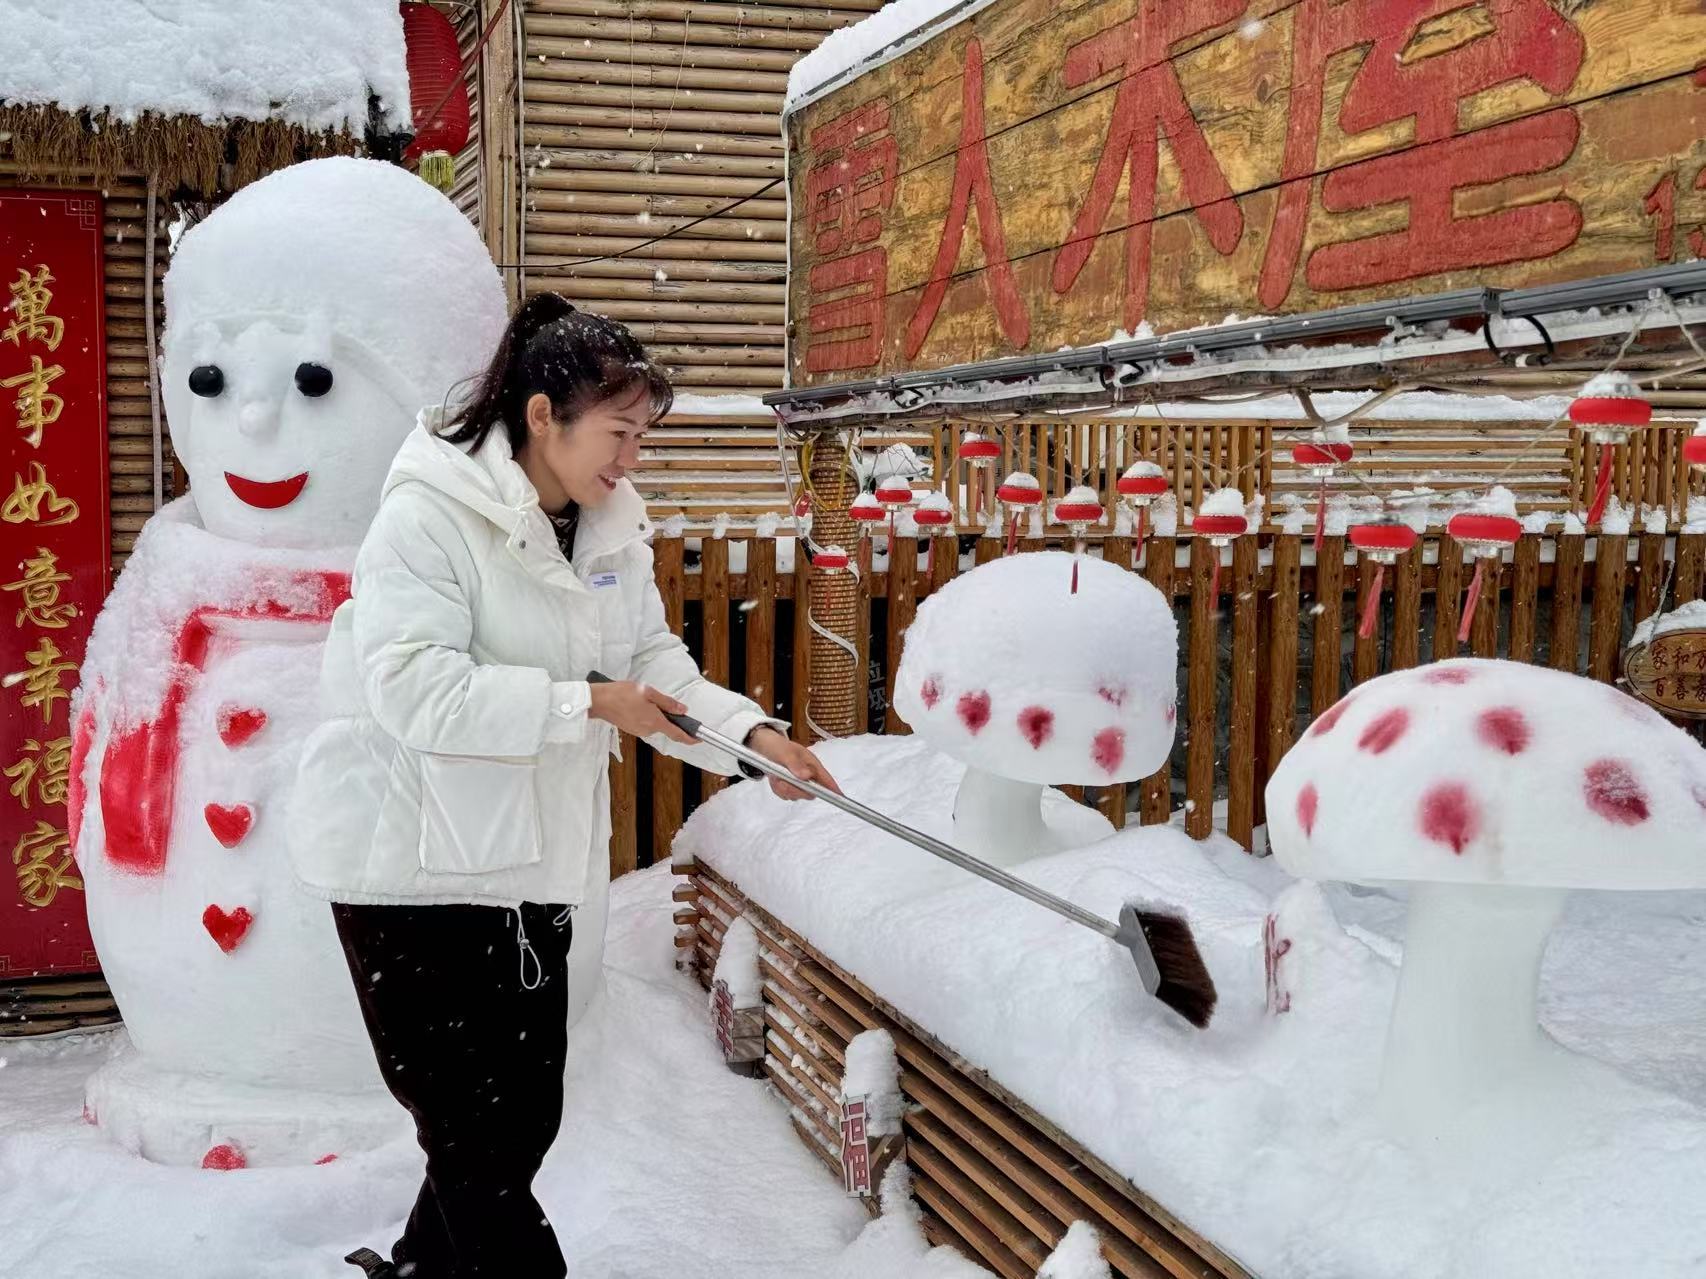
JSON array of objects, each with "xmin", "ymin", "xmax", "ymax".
[{"xmin": 1, "ymin": 191, "xmax": 109, "ymax": 977}]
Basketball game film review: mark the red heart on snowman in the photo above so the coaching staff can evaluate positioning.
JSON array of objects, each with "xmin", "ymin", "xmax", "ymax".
[
  {"xmin": 202, "ymin": 904, "xmax": 254, "ymax": 953},
  {"xmin": 204, "ymin": 803, "xmax": 255, "ymax": 849},
  {"xmin": 217, "ymin": 705, "xmax": 268, "ymax": 748}
]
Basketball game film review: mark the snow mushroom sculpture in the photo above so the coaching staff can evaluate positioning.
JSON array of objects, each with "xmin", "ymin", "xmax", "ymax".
[
  {"xmin": 892, "ymin": 552, "xmax": 1177, "ymax": 866},
  {"xmin": 68, "ymin": 158, "xmax": 508, "ymax": 1166},
  {"xmin": 1265, "ymin": 658, "xmax": 1706, "ymax": 1136}
]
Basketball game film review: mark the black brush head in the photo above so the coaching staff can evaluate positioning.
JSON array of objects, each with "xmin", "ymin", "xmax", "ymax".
[{"xmin": 1134, "ymin": 909, "xmax": 1218, "ymax": 1029}]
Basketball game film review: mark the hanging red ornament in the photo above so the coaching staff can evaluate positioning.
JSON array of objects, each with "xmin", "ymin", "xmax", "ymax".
[
  {"xmin": 812, "ymin": 546, "xmax": 851, "ymax": 573},
  {"xmin": 913, "ymin": 490, "xmax": 954, "ymax": 574},
  {"xmin": 996, "ymin": 472, "xmax": 1042, "ymax": 556},
  {"xmin": 1447, "ymin": 507, "xmax": 1522, "ymax": 644},
  {"xmin": 958, "ymin": 431, "xmax": 1001, "ymax": 519},
  {"xmin": 1117, "ymin": 460, "xmax": 1169, "ymax": 563},
  {"xmin": 1569, "ymin": 372, "xmax": 1651, "ymax": 527},
  {"xmin": 1052, "ymin": 486, "xmax": 1104, "ymax": 594},
  {"xmin": 1292, "ymin": 440, "xmax": 1354, "ymax": 552},
  {"xmin": 875, "ymin": 475, "xmax": 914, "ymax": 543},
  {"xmin": 1348, "ymin": 518, "xmax": 1418, "ymax": 639},
  {"xmin": 1193, "ymin": 489, "xmax": 1250, "ymax": 604},
  {"xmin": 1684, "ymin": 427, "xmax": 1706, "ymax": 470},
  {"xmin": 400, "ymin": 2, "xmax": 472, "ymax": 192},
  {"xmin": 849, "ymin": 492, "xmax": 884, "ymax": 571}
]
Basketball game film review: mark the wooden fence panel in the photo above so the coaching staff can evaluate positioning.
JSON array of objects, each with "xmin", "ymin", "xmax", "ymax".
[
  {"xmin": 1434, "ymin": 536, "xmax": 1462, "ymax": 662},
  {"xmin": 1352, "ymin": 555, "xmax": 1379, "ymax": 685},
  {"xmin": 1141, "ymin": 537, "xmax": 1177, "ymax": 826},
  {"xmin": 1677, "ymin": 532, "xmax": 1705, "ymax": 605},
  {"xmin": 652, "ymin": 537, "xmax": 687, "ymax": 865},
  {"xmin": 887, "ymin": 537, "xmax": 919, "ymax": 734},
  {"xmin": 1636, "ymin": 531, "xmax": 1666, "ymax": 623},
  {"xmin": 792, "ymin": 545, "xmax": 811, "ymax": 742},
  {"xmin": 1509, "ymin": 536, "xmax": 1540, "ymax": 664},
  {"xmin": 701, "ymin": 537, "xmax": 732, "ymax": 798},
  {"xmin": 1266, "ymin": 535, "xmax": 1301, "ymax": 782},
  {"xmin": 1589, "ymin": 534, "xmax": 1629, "ymax": 683},
  {"xmin": 1391, "ymin": 543, "xmax": 1421, "ymax": 671},
  {"xmin": 747, "ymin": 536, "xmax": 777, "ymax": 715},
  {"xmin": 1551, "ymin": 534, "xmax": 1586, "ymax": 672},
  {"xmin": 1311, "ymin": 537, "xmax": 1345, "ymax": 715},
  {"xmin": 1227, "ymin": 537, "xmax": 1258, "ymax": 851},
  {"xmin": 855, "ymin": 539, "xmax": 873, "ymax": 734},
  {"xmin": 1185, "ymin": 539, "xmax": 1216, "ymax": 841},
  {"xmin": 1470, "ymin": 552, "xmax": 1500, "ymax": 660}
]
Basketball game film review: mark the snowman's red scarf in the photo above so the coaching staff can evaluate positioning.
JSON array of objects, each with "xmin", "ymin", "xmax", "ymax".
[{"xmin": 68, "ymin": 509, "xmax": 351, "ymax": 874}]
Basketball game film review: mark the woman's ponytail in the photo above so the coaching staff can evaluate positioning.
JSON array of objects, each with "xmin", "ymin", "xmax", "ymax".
[{"xmin": 439, "ymin": 292, "xmax": 668, "ymax": 455}]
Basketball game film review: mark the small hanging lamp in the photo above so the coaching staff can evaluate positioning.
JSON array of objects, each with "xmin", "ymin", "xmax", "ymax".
[
  {"xmin": 875, "ymin": 475, "xmax": 914, "ymax": 543},
  {"xmin": 913, "ymin": 490, "xmax": 955, "ymax": 575},
  {"xmin": 1116, "ymin": 461, "xmax": 1169, "ymax": 562},
  {"xmin": 1052, "ymin": 485, "xmax": 1104, "ymax": 594},
  {"xmin": 1348, "ymin": 518, "xmax": 1419, "ymax": 640},
  {"xmin": 812, "ymin": 545, "xmax": 851, "ymax": 573},
  {"xmin": 958, "ymin": 431, "xmax": 1002, "ymax": 519},
  {"xmin": 996, "ymin": 472, "xmax": 1043, "ymax": 556},
  {"xmin": 400, "ymin": 2, "xmax": 472, "ymax": 191},
  {"xmin": 1569, "ymin": 372, "xmax": 1651, "ymax": 527},
  {"xmin": 1447, "ymin": 506, "xmax": 1522, "ymax": 644},
  {"xmin": 1684, "ymin": 425, "xmax": 1706, "ymax": 470},
  {"xmin": 1292, "ymin": 440, "xmax": 1354, "ymax": 552},
  {"xmin": 1193, "ymin": 488, "xmax": 1250, "ymax": 604}
]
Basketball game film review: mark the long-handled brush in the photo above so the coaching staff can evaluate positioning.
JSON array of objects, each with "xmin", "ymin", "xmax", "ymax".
[{"xmin": 594, "ymin": 675, "xmax": 1217, "ymax": 1028}]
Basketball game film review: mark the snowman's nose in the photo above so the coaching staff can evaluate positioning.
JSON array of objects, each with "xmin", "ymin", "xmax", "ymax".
[{"xmin": 237, "ymin": 400, "xmax": 279, "ymax": 440}]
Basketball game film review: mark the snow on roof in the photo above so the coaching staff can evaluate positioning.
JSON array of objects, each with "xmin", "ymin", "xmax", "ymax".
[
  {"xmin": 0, "ymin": 0, "xmax": 409, "ymax": 134},
  {"xmin": 785, "ymin": 0, "xmax": 995, "ymax": 112}
]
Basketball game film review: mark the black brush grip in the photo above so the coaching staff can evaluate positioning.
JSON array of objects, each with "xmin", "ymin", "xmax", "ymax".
[{"xmin": 586, "ymin": 670, "xmax": 704, "ymax": 738}]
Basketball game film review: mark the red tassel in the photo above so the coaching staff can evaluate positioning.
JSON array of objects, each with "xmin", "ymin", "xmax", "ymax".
[
  {"xmin": 1358, "ymin": 563, "xmax": 1385, "ymax": 639},
  {"xmin": 1005, "ymin": 511, "xmax": 1019, "ymax": 556},
  {"xmin": 926, "ymin": 537, "xmax": 936, "ymax": 576},
  {"xmin": 1457, "ymin": 560, "xmax": 1484, "ymax": 645},
  {"xmin": 1314, "ymin": 474, "xmax": 1327, "ymax": 553},
  {"xmin": 1134, "ymin": 505, "xmax": 1146, "ymax": 569},
  {"xmin": 1071, "ymin": 557, "xmax": 1080, "ymax": 594},
  {"xmin": 1587, "ymin": 447, "xmax": 1615, "ymax": 526}
]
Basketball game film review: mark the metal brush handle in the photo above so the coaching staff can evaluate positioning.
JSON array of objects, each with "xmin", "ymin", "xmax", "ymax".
[{"xmin": 584, "ymin": 671, "xmax": 1154, "ymax": 977}]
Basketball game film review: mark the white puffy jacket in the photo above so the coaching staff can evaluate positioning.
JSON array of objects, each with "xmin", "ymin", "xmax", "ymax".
[{"xmin": 290, "ymin": 416, "xmax": 779, "ymax": 909}]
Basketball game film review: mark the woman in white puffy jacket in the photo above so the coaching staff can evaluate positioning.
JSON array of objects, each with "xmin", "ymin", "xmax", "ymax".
[{"xmin": 291, "ymin": 294, "xmax": 837, "ymax": 1279}]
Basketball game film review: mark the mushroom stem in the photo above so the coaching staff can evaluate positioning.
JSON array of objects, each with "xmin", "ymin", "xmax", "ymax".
[
  {"xmin": 952, "ymin": 766, "xmax": 1056, "ymax": 869},
  {"xmin": 1380, "ymin": 883, "xmax": 1569, "ymax": 1126}
]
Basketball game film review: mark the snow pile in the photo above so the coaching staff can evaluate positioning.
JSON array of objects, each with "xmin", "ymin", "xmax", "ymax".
[
  {"xmin": 669, "ymin": 393, "xmax": 772, "ymax": 418},
  {"xmin": 0, "ymin": 0, "xmax": 408, "ymax": 134},
  {"xmin": 892, "ymin": 552, "xmax": 1177, "ymax": 786},
  {"xmin": 676, "ymin": 732, "xmax": 1706, "ymax": 1278},
  {"xmin": 1629, "ymin": 598, "xmax": 1706, "ymax": 649},
  {"xmin": 842, "ymin": 1030, "xmax": 903, "ymax": 1137},
  {"xmin": 1037, "ymin": 1222, "xmax": 1111, "ymax": 1279},
  {"xmin": 1199, "ymin": 487, "xmax": 1247, "ymax": 517},
  {"xmin": 712, "ymin": 916, "xmax": 762, "ymax": 1008},
  {"xmin": 786, "ymin": 0, "xmax": 996, "ymax": 110}
]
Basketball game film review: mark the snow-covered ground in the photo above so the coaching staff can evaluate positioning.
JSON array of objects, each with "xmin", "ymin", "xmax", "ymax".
[
  {"xmin": 0, "ymin": 868, "xmax": 984, "ymax": 1279},
  {"xmin": 676, "ymin": 734, "xmax": 1706, "ymax": 1279}
]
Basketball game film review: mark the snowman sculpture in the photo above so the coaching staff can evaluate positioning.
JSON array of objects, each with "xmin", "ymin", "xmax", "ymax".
[{"xmin": 69, "ymin": 158, "xmax": 510, "ymax": 1167}]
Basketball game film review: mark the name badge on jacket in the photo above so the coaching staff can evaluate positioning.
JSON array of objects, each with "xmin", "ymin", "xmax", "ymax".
[{"xmin": 589, "ymin": 571, "xmax": 620, "ymax": 591}]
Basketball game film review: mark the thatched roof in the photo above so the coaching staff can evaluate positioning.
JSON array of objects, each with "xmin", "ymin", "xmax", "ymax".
[{"xmin": 0, "ymin": 0, "xmax": 411, "ymax": 195}]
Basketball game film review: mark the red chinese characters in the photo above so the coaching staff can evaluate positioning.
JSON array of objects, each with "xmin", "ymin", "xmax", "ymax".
[
  {"xmin": 804, "ymin": 100, "xmax": 899, "ymax": 374},
  {"xmin": 1260, "ymin": 0, "xmax": 1587, "ymax": 308},
  {"xmin": 1052, "ymin": 0, "xmax": 1247, "ymax": 331}
]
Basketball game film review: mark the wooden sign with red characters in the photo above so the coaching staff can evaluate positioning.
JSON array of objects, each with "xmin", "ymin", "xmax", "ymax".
[{"xmin": 1, "ymin": 190, "xmax": 110, "ymax": 977}]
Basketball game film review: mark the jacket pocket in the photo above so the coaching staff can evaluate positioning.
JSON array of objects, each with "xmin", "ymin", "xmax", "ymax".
[{"xmin": 416, "ymin": 754, "xmax": 543, "ymax": 876}]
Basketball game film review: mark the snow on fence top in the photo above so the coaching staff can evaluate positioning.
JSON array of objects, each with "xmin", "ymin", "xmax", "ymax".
[{"xmin": 785, "ymin": 0, "xmax": 993, "ymax": 112}]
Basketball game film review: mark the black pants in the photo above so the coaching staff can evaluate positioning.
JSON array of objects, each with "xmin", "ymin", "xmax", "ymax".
[{"xmin": 332, "ymin": 901, "xmax": 575, "ymax": 1279}]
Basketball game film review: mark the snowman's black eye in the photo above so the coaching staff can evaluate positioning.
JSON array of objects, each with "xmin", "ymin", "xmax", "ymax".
[
  {"xmin": 188, "ymin": 365, "xmax": 224, "ymax": 397},
  {"xmin": 294, "ymin": 362, "xmax": 334, "ymax": 398}
]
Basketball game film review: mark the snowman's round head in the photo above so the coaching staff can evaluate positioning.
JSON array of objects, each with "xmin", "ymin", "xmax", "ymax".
[{"xmin": 162, "ymin": 157, "xmax": 508, "ymax": 548}]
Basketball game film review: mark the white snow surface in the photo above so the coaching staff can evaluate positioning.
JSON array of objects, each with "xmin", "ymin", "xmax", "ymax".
[
  {"xmin": 785, "ymin": 0, "xmax": 993, "ymax": 110},
  {"xmin": 1200, "ymin": 487, "xmax": 1248, "ymax": 517},
  {"xmin": 675, "ymin": 733, "xmax": 1706, "ymax": 1279},
  {"xmin": 712, "ymin": 915, "xmax": 762, "ymax": 1009},
  {"xmin": 0, "ymin": 0, "xmax": 408, "ymax": 133},
  {"xmin": 1267, "ymin": 659, "xmax": 1706, "ymax": 890},
  {"xmin": 1630, "ymin": 598, "xmax": 1706, "ymax": 648},
  {"xmin": 842, "ymin": 1030, "xmax": 903, "ymax": 1137},
  {"xmin": 892, "ymin": 552, "xmax": 1177, "ymax": 786},
  {"xmin": 670, "ymin": 393, "xmax": 772, "ymax": 418},
  {"xmin": 0, "ymin": 867, "xmax": 986, "ymax": 1278},
  {"xmin": 1037, "ymin": 1222, "xmax": 1112, "ymax": 1279}
]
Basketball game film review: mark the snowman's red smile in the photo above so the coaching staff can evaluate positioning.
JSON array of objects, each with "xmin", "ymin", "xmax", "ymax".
[{"xmin": 225, "ymin": 471, "xmax": 308, "ymax": 509}]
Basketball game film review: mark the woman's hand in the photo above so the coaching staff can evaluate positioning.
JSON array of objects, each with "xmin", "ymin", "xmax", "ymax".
[
  {"xmin": 744, "ymin": 727, "xmax": 842, "ymax": 802},
  {"xmin": 587, "ymin": 680, "xmax": 697, "ymax": 745}
]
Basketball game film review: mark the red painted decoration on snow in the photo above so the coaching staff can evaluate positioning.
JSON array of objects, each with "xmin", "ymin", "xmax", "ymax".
[
  {"xmin": 957, "ymin": 691, "xmax": 992, "ymax": 734},
  {"xmin": 217, "ymin": 705, "xmax": 268, "ymax": 748},
  {"xmin": 1310, "ymin": 695, "xmax": 1355, "ymax": 737},
  {"xmin": 94, "ymin": 572, "xmax": 350, "ymax": 875},
  {"xmin": 1476, "ymin": 707, "xmax": 1531, "ymax": 756},
  {"xmin": 224, "ymin": 471, "xmax": 309, "ymax": 510},
  {"xmin": 1422, "ymin": 665, "xmax": 1474, "ymax": 685},
  {"xmin": 1691, "ymin": 784, "xmax": 1706, "ymax": 817},
  {"xmin": 1163, "ymin": 703, "xmax": 1176, "ymax": 725},
  {"xmin": 1098, "ymin": 685, "xmax": 1126, "ymax": 707},
  {"xmin": 201, "ymin": 1143, "xmax": 247, "ymax": 1171},
  {"xmin": 204, "ymin": 804, "xmax": 255, "ymax": 849},
  {"xmin": 1017, "ymin": 706, "xmax": 1054, "ymax": 750},
  {"xmin": 1419, "ymin": 782, "xmax": 1479, "ymax": 854},
  {"xmin": 1583, "ymin": 759, "xmax": 1650, "ymax": 825},
  {"xmin": 1357, "ymin": 707, "xmax": 1409, "ymax": 755},
  {"xmin": 315, "ymin": 1154, "xmax": 339, "ymax": 1165},
  {"xmin": 67, "ymin": 700, "xmax": 96, "ymax": 851},
  {"xmin": 202, "ymin": 905, "xmax": 255, "ymax": 954},
  {"xmin": 920, "ymin": 677, "xmax": 941, "ymax": 710},
  {"xmin": 905, "ymin": 38, "xmax": 1029, "ymax": 357},
  {"xmin": 1296, "ymin": 783, "xmax": 1318, "ymax": 836},
  {"xmin": 81, "ymin": 1104, "xmax": 97, "ymax": 1126},
  {"xmin": 1090, "ymin": 727, "xmax": 1125, "ymax": 774}
]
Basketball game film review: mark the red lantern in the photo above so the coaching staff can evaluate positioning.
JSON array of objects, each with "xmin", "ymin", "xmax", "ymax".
[
  {"xmin": 1447, "ymin": 509, "xmax": 1522, "ymax": 644},
  {"xmin": 1052, "ymin": 487, "xmax": 1104, "ymax": 594},
  {"xmin": 400, "ymin": 2, "xmax": 471, "ymax": 192},
  {"xmin": 958, "ymin": 431, "xmax": 1001, "ymax": 519},
  {"xmin": 1116, "ymin": 461, "xmax": 1169, "ymax": 561},
  {"xmin": 1292, "ymin": 440, "xmax": 1354, "ymax": 552},
  {"xmin": 996, "ymin": 472, "xmax": 1043, "ymax": 556},
  {"xmin": 813, "ymin": 546, "xmax": 851, "ymax": 573},
  {"xmin": 1686, "ymin": 428, "xmax": 1706, "ymax": 470},
  {"xmin": 1193, "ymin": 495, "xmax": 1249, "ymax": 604},
  {"xmin": 913, "ymin": 492, "xmax": 954, "ymax": 574},
  {"xmin": 1569, "ymin": 372, "xmax": 1651, "ymax": 527},
  {"xmin": 1348, "ymin": 519, "xmax": 1418, "ymax": 639}
]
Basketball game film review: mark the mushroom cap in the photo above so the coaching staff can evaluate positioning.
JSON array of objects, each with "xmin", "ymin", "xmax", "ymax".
[
  {"xmin": 893, "ymin": 551, "xmax": 1178, "ymax": 785},
  {"xmin": 1266, "ymin": 658, "xmax": 1706, "ymax": 890}
]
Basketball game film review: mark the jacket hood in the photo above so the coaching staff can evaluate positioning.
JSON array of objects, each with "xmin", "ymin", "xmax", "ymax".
[{"xmin": 384, "ymin": 408, "xmax": 654, "ymax": 561}]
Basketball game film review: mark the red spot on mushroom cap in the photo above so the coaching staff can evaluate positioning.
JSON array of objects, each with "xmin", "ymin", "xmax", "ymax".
[
  {"xmin": 1419, "ymin": 782, "xmax": 1479, "ymax": 854},
  {"xmin": 1163, "ymin": 703, "xmax": 1177, "ymax": 725},
  {"xmin": 1584, "ymin": 759, "xmax": 1650, "ymax": 825},
  {"xmin": 201, "ymin": 1143, "xmax": 247, "ymax": 1171},
  {"xmin": 957, "ymin": 691, "xmax": 991, "ymax": 734},
  {"xmin": 920, "ymin": 677, "xmax": 941, "ymax": 710},
  {"xmin": 1098, "ymin": 685, "xmax": 1126, "ymax": 707},
  {"xmin": 1476, "ymin": 706, "xmax": 1530, "ymax": 755},
  {"xmin": 1017, "ymin": 706, "xmax": 1054, "ymax": 749},
  {"xmin": 1297, "ymin": 783, "xmax": 1318, "ymax": 836},
  {"xmin": 1091, "ymin": 728, "xmax": 1125, "ymax": 774},
  {"xmin": 1422, "ymin": 665, "xmax": 1474, "ymax": 685},
  {"xmin": 1310, "ymin": 695, "xmax": 1355, "ymax": 737},
  {"xmin": 1357, "ymin": 707, "xmax": 1409, "ymax": 755}
]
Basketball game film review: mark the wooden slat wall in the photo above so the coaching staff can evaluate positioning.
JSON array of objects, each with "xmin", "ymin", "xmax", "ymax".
[
  {"xmin": 518, "ymin": 0, "xmax": 879, "ymax": 399},
  {"xmin": 440, "ymin": 0, "xmax": 486, "ymax": 228}
]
